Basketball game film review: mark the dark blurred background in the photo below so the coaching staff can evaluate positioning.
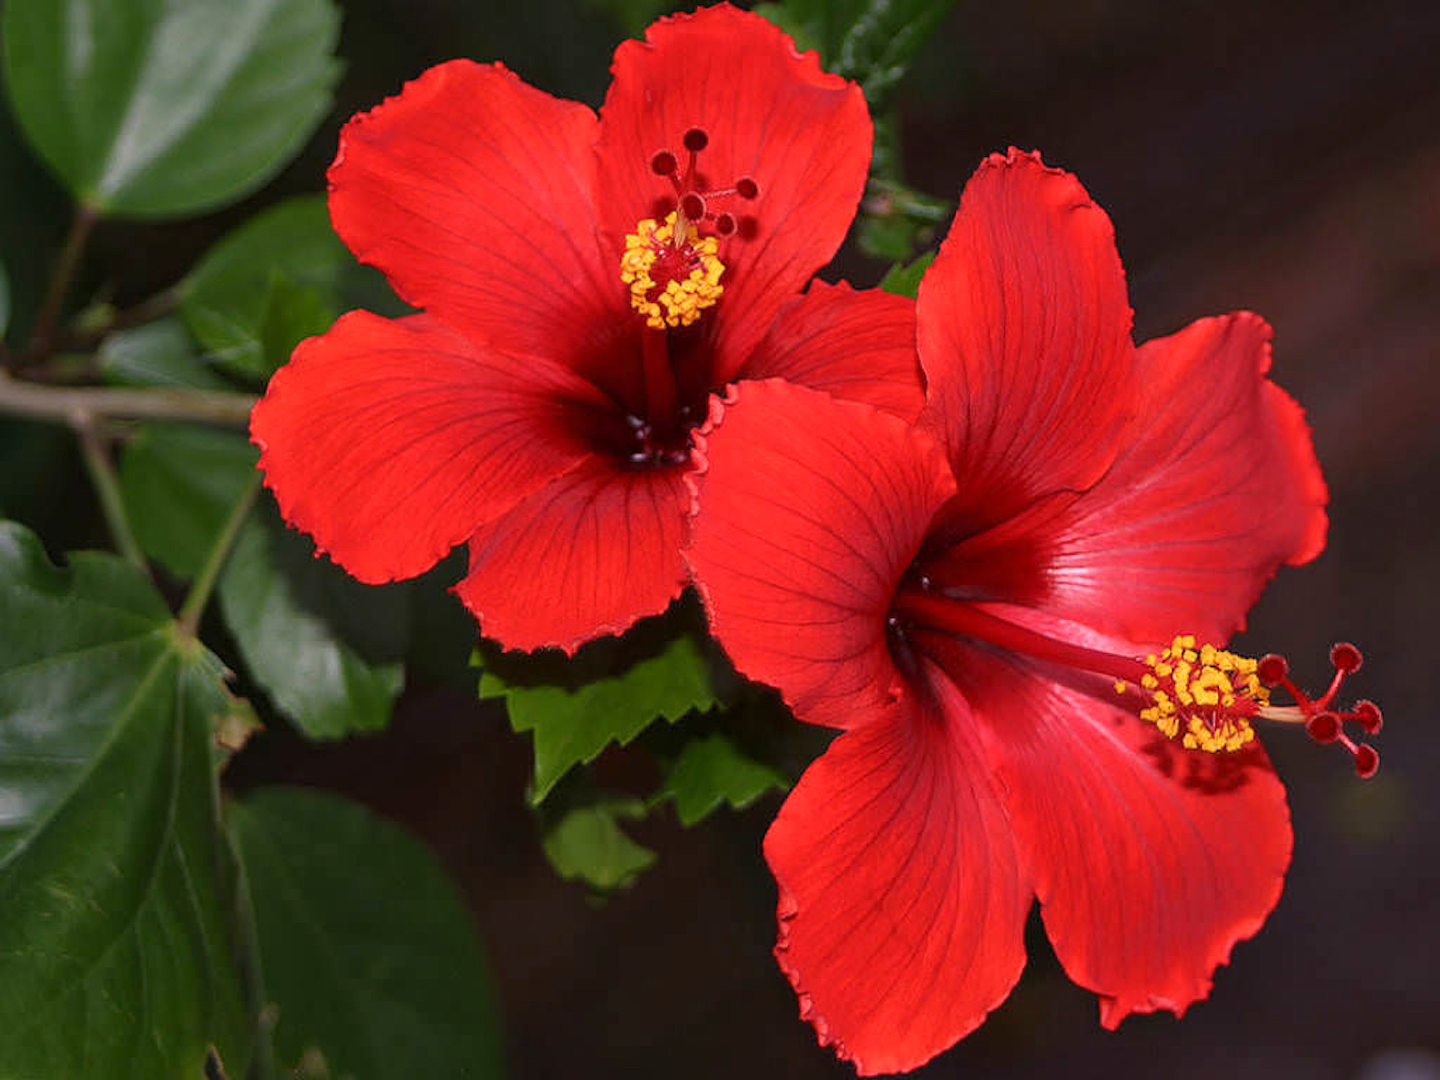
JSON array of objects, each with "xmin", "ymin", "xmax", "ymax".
[{"xmin": 6, "ymin": 0, "xmax": 1439, "ymax": 1077}]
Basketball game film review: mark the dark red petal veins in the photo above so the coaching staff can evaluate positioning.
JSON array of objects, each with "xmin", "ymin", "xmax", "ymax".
[
  {"xmin": 739, "ymin": 280, "xmax": 925, "ymax": 423},
  {"xmin": 686, "ymin": 379, "xmax": 955, "ymax": 730},
  {"xmin": 595, "ymin": 5, "xmax": 872, "ymax": 378},
  {"xmin": 329, "ymin": 60, "xmax": 624, "ymax": 365},
  {"xmin": 250, "ymin": 312, "xmax": 604, "ymax": 584},
  {"xmin": 922, "ymin": 637, "xmax": 1293, "ymax": 1027},
  {"xmin": 918, "ymin": 149, "xmax": 1138, "ymax": 537},
  {"xmin": 1041, "ymin": 312, "xmax": 1329, "ymax": 644},
  {"xmin": 455, "ymin": 456, "xmax": 690, "ymax": 653},
  {"xmin": 766, "ymin": 675, "xmax": 1031, "ymax": 1076}
]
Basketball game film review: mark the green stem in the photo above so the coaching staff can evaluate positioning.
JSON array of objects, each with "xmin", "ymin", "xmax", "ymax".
[
  {"xmin": 28, "ymin": 203, "xmax": 98, "ymax": 359},
  {"xmin": 74, "ymin": 412, "xmax": 146, "ymax": 569},
  {"xmin": 54, "ymin": 287, "xmax": 181, "ymax": 357},
  {"xmin": 177, "ymin": 475, "xmax": 260, "ymax": 637},
  {"xmin": 0, "ymin": 369, "xmax": 255, "ymax": 426}
]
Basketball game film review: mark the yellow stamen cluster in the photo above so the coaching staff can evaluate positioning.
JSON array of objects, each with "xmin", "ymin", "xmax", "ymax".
[
  {"xmin": 1119, "ymin": 635, "xmax": 1268, "ymax": 752},
  {"xmin": 620, "ymin": 213, "xmax": 725, "ymax": 329}
]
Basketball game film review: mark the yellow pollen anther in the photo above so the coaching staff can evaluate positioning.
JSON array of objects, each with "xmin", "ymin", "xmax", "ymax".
[
  {"xmin": 1116, "ymin": 634, "xmax": 1268, "ymax": 753},
  {"xmin": 620, "ymin": 212, "xmax": 726, "ymax": 330}
]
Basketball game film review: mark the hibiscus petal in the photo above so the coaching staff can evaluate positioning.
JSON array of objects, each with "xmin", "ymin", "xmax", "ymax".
[
  {"xmin": 594, "ymin": 5, "xmax": 871, "ymax": 377},
  {"xmin": 1042, "ymin": 312, "xmax": 1329, "ymax": 644},
  {"xmin": 739, "ymin": 281, "xmax": 924, "ymax": 422},
  {"xmin": 251, "ymin": 312, "xmax": 603, "ymax": 584},
  {"xmin": 686, "ymin": 379, "xmax": 954, "ymax": 730},
  {"xmin": 767, "ymin": 673, "xmax": 1031, "ymax": 1076},
  {"xmin": 455, "ymin": 457, "xmax": 690, "ymax": 653},
  {"xmin": 329, "ymin": 60, "xmax": 625, "ymax": 362},
  {"xmin": 930, "ymin": 641, "xmax": 1292, "ymax": 1028},
  {"xmin": 918, "ymin": 149, "xmax": 1137, "ymax": 536}
]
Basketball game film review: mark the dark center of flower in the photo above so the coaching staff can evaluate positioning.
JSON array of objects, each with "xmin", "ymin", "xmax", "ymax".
[
  {"xmin": 620, "ymin": 406, "xmax": 699, "ymax": 469},
  {"xmin": 891, "ymin": 583, "xmax": 1382, "ymax": 777}
]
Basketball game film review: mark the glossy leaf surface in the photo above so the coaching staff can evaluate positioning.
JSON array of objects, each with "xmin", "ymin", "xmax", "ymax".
[
  {"xmin": 1, "ymin": 0, "xmax": 341, "ymax": 216},
  {"xmin": 0, "ymin": 521, "xmax": 256, "ymax": 1077},
  {"xmin": 219, "ymin": 519, "xmax": 404, "ymax": 739}
]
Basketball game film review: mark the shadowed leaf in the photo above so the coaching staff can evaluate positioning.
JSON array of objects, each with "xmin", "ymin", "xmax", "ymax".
[
  {"xmin": 542, "ymin": 797, "xmax": 656, "ymax": 891},
  {"xmin": 98, "ymin": 317, "xmax": 232, "ymax": 390},
  {"xmin": 229, "ymin": 787, "xmax": 503, "ymax": 1079},
  {"xmin": 653, "ymin": 731, "xmax": 788, "ymax": 826},
  {"xmin": 119, "ymin": 425, "xmax": 405, "ymax": 738},
  {"xmin": 478, "ymin": 623, "xmax": 718, "ymax": 803},
  {"xmin": 180, "ymin": 197, "xmax": 348, "ymax": 378}
]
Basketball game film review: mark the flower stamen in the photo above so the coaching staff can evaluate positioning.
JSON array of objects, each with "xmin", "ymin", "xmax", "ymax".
[
  {"xmin": 1125, "ymin": 635, "xmax": 1262, "ymax": 751},
  {"xmin": 893, "ymin": 590, "xmax": 1381, "ymax": 778},
  {"xmin": 1119, "ymin": 635, "xmax": 1382, "ymax": 776},
  {"xmin": 621, "ymin": 126, "xmax": 764, "ymax": 328},
  {"xmin": 620, "ymin": 212, "xmax": 726, "ymax": 329}
]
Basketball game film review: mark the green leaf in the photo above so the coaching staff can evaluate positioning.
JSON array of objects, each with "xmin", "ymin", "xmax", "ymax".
[
  {"xmin": 228, "ymin": 786, "xmax": 503, "ymax": 1080},
  {"xmin": 755, "ymin": 3, "xmax": 957, "ymax": 261},
  {"xmin": 857, "ymin": 177, "xmax": 952, "ymax": 262},
  {"xmin": 258, "ymin": 269, "xmax": 335, "ymax": 376},
  {"xmin": 119, "ymin": 422, "xmax": 259, "ymax": 578},
  {"xmin": 834, "ymin": 0, "xmax": 956, "ymax": 104},
  {"xmin": 751, "ymin": 3, "xmax": 820, "ymax": 55},
  {"xmin": 0, "ymin": 520, "xmax": 257, "ymax": 1076},
  {"xmin": 180, "ymin": 197, "xmax": 347, "ymax": 377},
  {"xmin": 98, "ymin": 316, "xmax": 231, "ymax": 389},
  {"xmin": 542, "ymin": 797, "xmax": 656, "ymax": 892},
  {"xmin": 755, "ymin": 0, "xmax": 953, "ymax": 105},
  {"xmin": 857, "ymin": 112, "xmax": 953, "ymax": 262},
  {"xmin": 878, "ymin": 250, "xmax": 935, "ymax": 298},
  {"xmin": 0, "ymin": 256, "xmax": 9, "ymax": 336},
  {"xmin": 119, "ymin": 424, "xmax": 406, "ymax": 739},
  {"xmin": 653, "ymin": 732, "xmax": 789, "ymax": 826},
  {"xmin": 218, "ymin": 519, "xmax": 404, "ymax": 740},
  {"xmin": 1, "ymin": 0, "xmax": 342, "ymax": 216},
  {"xmin": 478, "ymin": 628, "xmax": 719, "ymax": 803}
]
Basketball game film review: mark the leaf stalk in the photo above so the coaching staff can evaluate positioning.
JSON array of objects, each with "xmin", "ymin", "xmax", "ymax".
[
  {"xmin": 73, "ymin": 410, "xmax": 147, "ymax": 569},
  {"xmin": 177, "ymin": 476, "xmax": 261, "ymax": 637}
]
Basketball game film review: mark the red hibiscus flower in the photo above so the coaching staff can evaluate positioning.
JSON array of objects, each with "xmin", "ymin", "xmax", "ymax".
[
  {"xmin": 687, "ymin": 150, "xmax": 1381, "ymax": 1075},
  {"xmin": 249, "ymin": 4, "xmax": 922, "ymax": 652}
]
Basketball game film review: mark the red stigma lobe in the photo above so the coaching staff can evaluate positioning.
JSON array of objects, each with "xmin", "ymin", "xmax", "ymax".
[{"xmin": 646, "ymin": 126, "xmax": 760, "ymax": 237}]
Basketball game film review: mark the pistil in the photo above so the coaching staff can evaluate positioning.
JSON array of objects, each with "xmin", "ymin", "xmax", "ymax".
[
  {"xmin": 894, "ymin": 589, "xmax": 1147, "ymax": 686},
  {"xmin": 640, "ymin": 327, "xmax": 678, "ymax": 437},
  {"xmin": 620, "ymin": 126, "xmax": 761, "ymax": 330}
]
